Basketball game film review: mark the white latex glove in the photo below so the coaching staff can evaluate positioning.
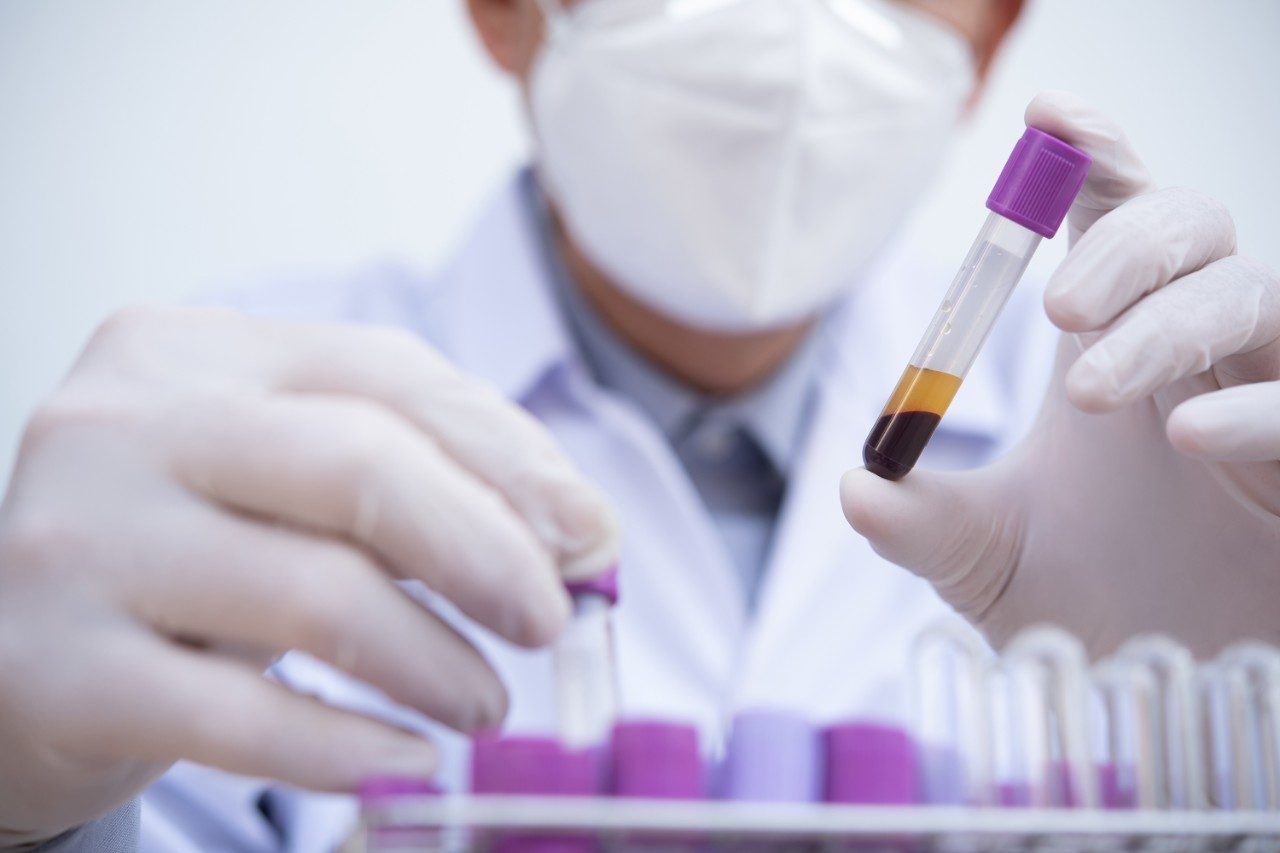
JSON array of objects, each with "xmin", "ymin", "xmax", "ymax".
[
  {"xmin": 0, "ymin": 307, "xmax": 618, "ymax": 845},
  {"xmin": 842, "ymin": 91, "xmax": 1280, "ymax": 659}
]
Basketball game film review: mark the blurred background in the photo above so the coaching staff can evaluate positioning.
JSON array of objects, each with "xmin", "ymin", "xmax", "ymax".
[{"xmin": 2, "ymin": 0, "xmax": 1278, "ymax": 483}]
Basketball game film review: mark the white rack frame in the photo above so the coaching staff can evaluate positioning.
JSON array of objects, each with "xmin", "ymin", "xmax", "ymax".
[{"xmin": 361, "ymin": 796, "xmax": 1280, "ymax": 847}]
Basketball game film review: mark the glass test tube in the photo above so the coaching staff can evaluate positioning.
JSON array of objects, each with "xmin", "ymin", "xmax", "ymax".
[
  {"xmin": 553, "ymin": 567, "xmax": 620, "ymax": 748},
  {"xmin": 1213, "ymin": 642, "xmax": 1280, "ymax": 810},
  {"xmin": 993, "ymin": 658, "xmax": 1052, "ymax": 807},
  {"xmin": 1200, "ymin": 661, "xmax": 1255, "ymax": 810},
  {"xmin": 864, "ymin": 128, "xmax": 1091, "ymax": 481},
  {"xmin": 1091, "ymin": 658, "xmax": 1160, "ymax": 809},
  {"xmin": 1003, "ymin": 625, "xmax": 1099, "ymax": 808},
  {"xmin": 1114, "ymin": 635, "xmax": 1209, "ymax": 810},
  {"xmin": 910, "ymin": 620, "xmax": 992, "ymax": 805}
]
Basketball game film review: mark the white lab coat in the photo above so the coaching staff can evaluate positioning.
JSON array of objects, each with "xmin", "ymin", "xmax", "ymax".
[{"xmin": 140, "ymin": 172, "xmax": 1057, "ymax": 851}]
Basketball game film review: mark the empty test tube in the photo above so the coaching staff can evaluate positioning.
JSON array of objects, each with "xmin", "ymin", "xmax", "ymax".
[
  {"xmin": 1091, "ymin": 658, "xmax": 1161, "ymax": 809},
  {"xmin": 1210, "ymin": 642, "xmax": 1280, "ymax": 810},
  {"xmin": 864, "ymin": 128, "xmax": 1091, "ymax": 480},
  {"xmin": 1003, "ymin": 625, "xmax": 1098, "ymax": 808},
  {"xmin": 987, "ymin": 661, "xmax": 1042, "ymax": 807},
  {"xmin": 910, "ymin": 620, "xmax": 993, "ymax": 804},
  {"xmin": 553, "ymin": 567, "xmax": 620, "ymax": 748},
  {"xmin": 1114, "ymin": 635, "xmax": 1208, "ymax": 810}
]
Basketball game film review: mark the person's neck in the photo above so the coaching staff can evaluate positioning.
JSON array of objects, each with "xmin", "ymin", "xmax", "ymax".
[{"xmin": 553, "ymin": 219, "xmax": 812, "ymax": 397}]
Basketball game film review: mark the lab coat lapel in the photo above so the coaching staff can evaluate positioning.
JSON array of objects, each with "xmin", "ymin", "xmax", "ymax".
[{"xmin": 731, "ymin": 330, "xmax": 898, "ymax": 720}]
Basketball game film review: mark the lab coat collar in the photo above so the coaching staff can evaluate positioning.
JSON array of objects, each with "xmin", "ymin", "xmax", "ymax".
[{"xmin": 433, "ymin": 170, "xmax": 578, "ymax": 404}]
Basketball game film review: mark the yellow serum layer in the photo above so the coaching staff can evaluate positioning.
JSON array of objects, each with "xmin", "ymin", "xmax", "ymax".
[{"xmin": 880, "ymin": 365, "xmax": 963, "ymax": 418}]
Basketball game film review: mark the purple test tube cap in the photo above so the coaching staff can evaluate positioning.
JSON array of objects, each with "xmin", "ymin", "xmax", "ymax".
[
  {"xmin": 721, "ymin": 710, "xmax": 822, "ymax": 803},
  {"xmin": 611, "ymin": 720, "xmax": 704, "ymax": 799},
  {"xmin": 986, "ymin": 127, "xmax": 1091, "ymax": 239},
  {"xmin": 823, "ymin": 722, "xmax": 919, "ymax": 805},
  {"xmin": 472, "ymin": 737, "xmax": 601, "ymax": 853},
  {"xmin": 471, "ymin": 735, "xmax": 602, "ymax": 796},
  {"xmin": 565, "ymin": 565, "xmax": 619, "ymax": 606}
]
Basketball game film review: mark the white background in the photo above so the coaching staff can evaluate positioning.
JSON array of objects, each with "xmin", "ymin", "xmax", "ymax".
[{"xmin": 2, "ymin": 1, "xmax": 1279, "ymax": 483}]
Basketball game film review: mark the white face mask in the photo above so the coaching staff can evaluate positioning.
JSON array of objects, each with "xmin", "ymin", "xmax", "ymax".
[{"xmin": 529, "ymin": 0, "xmax": 975, "ymax": 332}]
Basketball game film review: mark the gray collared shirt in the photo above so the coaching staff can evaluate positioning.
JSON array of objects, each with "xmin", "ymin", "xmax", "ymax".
[{"xmin": 523, "ymin": 173, "xmax": 822, "ymax": 610}]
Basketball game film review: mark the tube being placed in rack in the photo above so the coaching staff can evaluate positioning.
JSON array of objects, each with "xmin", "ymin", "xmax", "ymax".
[
  {"xmin": 864, "ymin": 127, "xmax": 1091, "ymax": 481},
  {"xmin": 554, "ymin": 566, "xmax": 620, "ymax": 748}
]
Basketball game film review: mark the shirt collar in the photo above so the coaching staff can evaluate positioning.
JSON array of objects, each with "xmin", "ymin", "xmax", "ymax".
[{"xmin": 713, "ymin": 329, "xmax": 823, "ymax": 474}]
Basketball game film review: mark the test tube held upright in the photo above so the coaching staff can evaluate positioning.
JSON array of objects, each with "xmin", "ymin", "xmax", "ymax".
[
  {"xmin": 554, "ymin": 566, "xmax": 621, "ymax": 748},
  {"xmin": 864, "ymin": 128, "xmax": 1091, "ymax": 480}
]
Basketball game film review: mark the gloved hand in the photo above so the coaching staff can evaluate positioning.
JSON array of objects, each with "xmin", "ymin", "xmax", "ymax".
[
  {"xmin": 842, "ymin": 91, "xmax": 1280, "ymax": 659},
  {"xmin": 0, "ymin": 307, "xmax": 618, "ymax": 844}
]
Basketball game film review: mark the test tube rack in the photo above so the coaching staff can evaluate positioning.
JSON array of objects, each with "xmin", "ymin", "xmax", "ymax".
[{"xmin": 356, "ymin": 795, "xmax": 1280, "ymax": 851}]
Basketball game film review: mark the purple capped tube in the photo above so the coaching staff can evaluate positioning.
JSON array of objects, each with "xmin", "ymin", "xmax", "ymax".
[
  {"xmin": 611, "ymin": 720, "xmax": 704, "ymax": 852},
  {"xmin": 471, "ymin": 735, "xmax": 603, "ymax": 853},
  {"xmin": 864, "ymin": 127, "xmax": 1091, "ymax": 481},
  {"xmin": 555, "ymin": 567, "xmax": 620, "ymax": 748},
  {"xmin": 823, "ymin": 722, "xmax": 919, "ymax": 805},
  {"xmin": 720, "ymin": 711, "xmax": 822, "ymax": 803}
]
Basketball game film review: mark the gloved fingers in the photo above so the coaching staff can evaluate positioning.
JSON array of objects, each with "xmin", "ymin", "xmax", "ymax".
[
  {"xmin": 1024, "ymin": 90, "xmax": 1158, "ymax": 241},
  {"xmin": 129, "ymin": 506, "xmax": 507, "ymax": 732},
  {"xmin": 1044, "ymin": 187, "xmax": 1237, "ymax": 334},
  {"xmin": 87, "ymin": 633, "xmax": 439, "ymax": 792},
  {"xmin": 84, "ymin": 307, "xmax": 620, "ymax": 582},
  {"xmin": 839, "ymin": 466, "xmax": 1017, "ymax": 622},
  {"xmin": 1064, "ymin": 255, "xmax": 1280, "ymax": 413},
  {"xmin": 267, "ymin": 318, "xmax": 619, "ymax": 581},
  {"xmin": 1168, "ymin": 381, "xmax": 1280, "ymax": 462},
  {"xmin": 167, "ymin": 392, "xmax": 571, "ymax": 648}
]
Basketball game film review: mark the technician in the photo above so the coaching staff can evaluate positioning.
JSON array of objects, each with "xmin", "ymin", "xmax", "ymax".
[{"xmin": 1, "ymin": 0, "xmax": 1276, "ymax": 849}]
